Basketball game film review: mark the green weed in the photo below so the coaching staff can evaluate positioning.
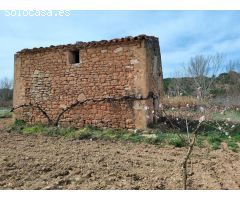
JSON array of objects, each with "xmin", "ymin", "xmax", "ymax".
[
  {"xmin": 8, "ymin": 121, "xmax": 240, "ymax": 152},
  {"xmin": 227, "ymin": 140, "xmax": 239, "ymax": 152},
  {"xmin": 207, "ymin": 132, "xmax": 224, "ymax": 150},
  {"xmin": 166, "ymin": 134, "xmax": 186, "ymax": 147},
  {"xmin": 196, "ymin": 136, "xmax": 205, "ymax": 148},
  {"xmin": 22, "ymin": 124, "xmax": 45, "ymax": 135}
]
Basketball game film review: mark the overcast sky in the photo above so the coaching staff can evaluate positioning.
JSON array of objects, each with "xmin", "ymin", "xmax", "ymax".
[{"xmin": 0, "ymin": 10, "xmax": 240, "ymax": 80}]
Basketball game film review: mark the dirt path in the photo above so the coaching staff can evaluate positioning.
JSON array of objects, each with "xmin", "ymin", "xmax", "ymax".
[{"xmin": 0, "ymin": 127, "xmax": 240, "ymax": 189}]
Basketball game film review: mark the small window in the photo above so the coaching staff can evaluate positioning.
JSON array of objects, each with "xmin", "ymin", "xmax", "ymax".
[{"xmin": 69, "ymin": 50, "xmax": 80, "ymax": 64}]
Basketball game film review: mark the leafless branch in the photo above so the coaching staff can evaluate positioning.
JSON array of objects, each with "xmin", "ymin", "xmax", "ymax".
[
  {"xmin": 181, "ymin": 121, "xmax": 202, "ymax": 190},
  {"xmin": 11, "ymin": 92, "xmax": 157, "ymax": 127},
  {"xmin": 11, "ymin": 103, "xmax": 53, "ymax": 124}
]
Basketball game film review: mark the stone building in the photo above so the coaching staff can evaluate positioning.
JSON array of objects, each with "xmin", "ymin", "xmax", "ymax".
[{"xmin": 13, "ymin": 35, "xmax": 163, "ymax": 129}]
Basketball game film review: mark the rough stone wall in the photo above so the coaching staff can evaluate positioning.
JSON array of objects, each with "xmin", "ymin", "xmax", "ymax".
[
  {"xmin": 145, "ymin": 37, "xmax": 164, "ymax": 123},
  {"xmin": 13, "ymin": 36, "xmax": 162, "ymax": 129}
]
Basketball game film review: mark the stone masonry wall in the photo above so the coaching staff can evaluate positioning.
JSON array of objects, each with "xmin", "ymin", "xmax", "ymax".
[{"xmin": 13, "ymin": 36, "xmax": 162, "ymax": 129}]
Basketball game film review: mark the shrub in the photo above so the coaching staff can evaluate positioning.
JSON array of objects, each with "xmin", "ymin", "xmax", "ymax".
[
  {"xmin": 207, "ymin": 132, "xmax": 225, "ymax": 150},
  {"xmin": 102, "ymin": 129, "xmax": 118, "ymax": 140},
  {"xmin": 227, "ymin": 140, "xmax": 238, "ymax": 152},
  {"xmin": 207, "ymin": 133, "xmax": 224, "ymax": 144},
  {"xmin": 76, "ymin": 131, "xmax": 93, "ymax": 140},
  {"xmin": 232, "ymin": 133, "xmax": 240, "ymax": 142},
  {"xmin": 211, "ymin": 141, "xmax": 221, "ymax": 150},
  {"xmin": 128, "ymin": 134, "xmax": 145, "ymax": 143},
  {"xmin": 196, "ymin": 136, "xmax": 205, "ymax": 148},
  {"xmin": 58, "ymin": 127, "xmax": 77, "ymax": 136},
  {"xmin": 67, "ymin": 127, "xmax": 94, "ymax": 139},
  {"xmin": 14, "ymin": 119, "xmax": 26, "ymax": 127},
  {"xmin": 145, "ymin": 135, "xmax": 164, "ymax": 145},
  {"xmin": 44, "ymin": 126, "xmax": 61, "ymax": 136},
  {"xmin": 167, "ymin": 134, "xmax": 186, "ymax": 147},
  {"xmin": 145, "ymin": 130, "xmax": 165, "ymax": 145},
  {"xmin": 11, "ymin": 119, "xmax": 26, "ymax": 132}
]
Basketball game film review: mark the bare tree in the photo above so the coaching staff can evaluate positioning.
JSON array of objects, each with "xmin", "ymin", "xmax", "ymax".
[
  {"xmin": 168, "ymin": 72, "xmax": 184, "ymax": 96},
  {"xmin": 226, "ymin": 60, "xmax": 240, "ymax": 73},
  {"xmin": 167, "ymin": 70, "xmax": 195, "ymax": 96},
  {"xmin": 186, "ymin": 53, "xmax": 224, "ymax": 99},
  {"xmin": 0, "ymin": 77, "xmax": 12, "ymax": 89}
]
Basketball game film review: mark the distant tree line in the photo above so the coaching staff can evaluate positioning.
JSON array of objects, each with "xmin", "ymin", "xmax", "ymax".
[
  {"xmin": 0, "ymin": 77, "xmax": 13, "ymax": 108},
  {"xmin": 164, "ymin": 53, "xmax": 240, "ymax": 101}
]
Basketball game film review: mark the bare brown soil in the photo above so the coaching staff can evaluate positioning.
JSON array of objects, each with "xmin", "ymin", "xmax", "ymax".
[{"xmin": 0, "ymin": 119, "xmax": 240, "ymax": 189}]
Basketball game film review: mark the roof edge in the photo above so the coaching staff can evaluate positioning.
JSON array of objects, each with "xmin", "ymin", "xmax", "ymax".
[{"xmin": 17, "ymin": 34, "xmax": 158, "ymax": 54}]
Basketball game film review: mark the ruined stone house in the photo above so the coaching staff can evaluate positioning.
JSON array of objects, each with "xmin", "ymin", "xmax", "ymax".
[{"xmin": 13, "ymin": 35, "xmax": 163, "ymax": 129}]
